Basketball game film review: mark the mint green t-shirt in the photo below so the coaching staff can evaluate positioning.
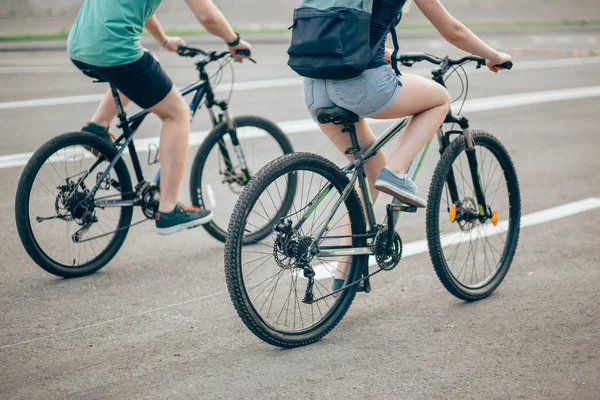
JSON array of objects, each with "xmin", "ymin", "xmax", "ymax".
[{"xmin": 68, "ymin": 0, "xmax": 163, "ymax": 67}]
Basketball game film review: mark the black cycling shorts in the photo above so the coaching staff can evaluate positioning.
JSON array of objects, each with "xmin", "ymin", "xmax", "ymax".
[{"xmin": 71, "ymin": 52, "xmax": 173, "ymax": 109}]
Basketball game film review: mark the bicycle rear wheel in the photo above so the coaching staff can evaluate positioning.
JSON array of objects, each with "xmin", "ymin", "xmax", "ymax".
[
  {"xmin": 15, "ymin": 132, "xmax": 133, "ymax": 278},
  {"xmin": 426, "ymin": 131, "xmax": 521, "ymax": 300},
  {"xmin": 225, "ymin": 153, "xmax": 367, "ymax": 347},
  {"xmin": 190, "ymin": 116, "xmax": 295, "ymax": 243}
]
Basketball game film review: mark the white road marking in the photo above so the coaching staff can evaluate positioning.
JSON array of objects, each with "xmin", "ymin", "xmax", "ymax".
[
  {"xmin": 1, "ymin": 56, "xmax": 599, "ymax": 109},
  {"xmin": 2, "ymin": 197, "xmax": 598, "ymax": 349},
  {"xmin": 0, "ymin": 290, "xmax": 228, "ymax": 350},
  {"xmin": 312, "ymin": 197, "xmax": 600, "ymax": 280},
  {"xmin": 1, "ymin": 84, "xmax": 600, "ymax": 170}
]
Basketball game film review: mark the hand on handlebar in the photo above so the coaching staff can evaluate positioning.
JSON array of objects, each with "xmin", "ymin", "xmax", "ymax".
[
  {"xmin": 228, "ymin": 39, "xmax": 253, "ymax": 63},
  {"xmin": 487, "ymin": 52, "xmax": 512, "ymax": 73},
  {"xmin": 162, "ymin": 36, "xmax": 187, "ymax": 53}
]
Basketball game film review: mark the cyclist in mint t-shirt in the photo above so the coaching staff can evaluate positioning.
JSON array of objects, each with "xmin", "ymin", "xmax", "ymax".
[{"xmin": 68, "ymin": 0, "xmax": 252, "ymax": 235}]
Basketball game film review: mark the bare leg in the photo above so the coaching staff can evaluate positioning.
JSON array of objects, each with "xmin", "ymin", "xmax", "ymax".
[
  {"xmin": 370, "ymin": 73, "xmax": 450, "ymax": 173},
  {"xmin": 317, "ymin": 119, "xmax": 386, "ymax": 280},
  {"xmin": 147, "ymin": 86, "xmax": 191, "ymax": 213},
  {"xmin": 89, "ymin": 89, "xmax": 131, "ymax": 128},
  {"xmin": 317, "ymin": 74, "xmax": 449, "ymax": 282}
]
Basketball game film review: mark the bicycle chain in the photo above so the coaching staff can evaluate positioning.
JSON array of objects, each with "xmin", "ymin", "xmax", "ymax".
[
  {"xmin": 308, "ymin": 266, "xmax": 385, "ymax": 304},
  {"xmin": 75, "ymin": 218, "xmax": 149, "ymax": 243},
  {"xmin": 323, "ymin": 231, "xmax": 379, "ymax": 240}
]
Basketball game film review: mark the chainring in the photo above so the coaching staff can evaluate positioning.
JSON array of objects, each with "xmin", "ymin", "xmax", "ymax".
[{"xmin": 374, "ymin": 228, "xmax": 403, "ymax": 271}]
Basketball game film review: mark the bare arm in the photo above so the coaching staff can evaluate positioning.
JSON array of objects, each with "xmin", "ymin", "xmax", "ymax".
[
  {"xmin": 144, "ymin": 15, "xmax": 185, "ymax": 52},
  {"xmin": 185, "ymin": 0, "xmax": 252, "ymax": 61},
  {"xmin": 414, "ymin": 0, "xmax": 511, "ymax": 72}
]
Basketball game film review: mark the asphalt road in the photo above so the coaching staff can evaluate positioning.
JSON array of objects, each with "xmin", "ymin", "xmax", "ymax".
[{"xmin": 1, "ymin": 28, "xmax": 599, "ymax": 399}]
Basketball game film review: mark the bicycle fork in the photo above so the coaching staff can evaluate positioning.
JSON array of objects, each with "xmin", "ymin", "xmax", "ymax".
[{"xmin": 440, "ymin": 118, "xmax": 490, "ymax": 220}]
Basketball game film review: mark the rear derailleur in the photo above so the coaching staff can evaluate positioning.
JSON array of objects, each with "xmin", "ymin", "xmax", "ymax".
[{"xmin": 273, "ymin": 219, "xmax": 317, "ymax": 303}]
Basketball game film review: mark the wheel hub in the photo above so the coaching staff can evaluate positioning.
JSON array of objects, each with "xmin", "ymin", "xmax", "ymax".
[
  {"xmin": 455, "ymin": 197, "xmax": 479, "ymax": 232},
  {"xmin": 67, "ymin": 191, "xmax": 93, "ymax": 220},
  {"xmin": 273, "ymin": 220, "xmax": 315, "ymax": 269}
]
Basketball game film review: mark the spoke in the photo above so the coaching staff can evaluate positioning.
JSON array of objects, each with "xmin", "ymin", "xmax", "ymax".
[
  {"xmin": 243, "ymin": 254, "xmax": 274, "ymax": 279},
  {"xmin": 313, "ymin": 278, "xmax": 333, "ymax": 309},
  {"xmin": 259, "ymin": 269, "xmax": 284, "ymax": 313},
  {"xmin": 265, "ymin": 270, "xmax": 286, "ymax": 318},
  {"xmin": 456, "ymin": 155, "xmax": 475, "ymax": 196},
  {"xmin": 488, "ymin": 176, "xmax": 506, "ymax": 207},
  {"xmin": 292, "ymin": 270, "xmax": 305, "ymax": 329},
  {"xmin": 455, "ymin": 235, "xmax": 473, "ymax": 282},
  {"xmin": 316, "ymin": 257, "xmax": 349, "ymax": 279},
  {"xmin": 485, "ymin": 161, "xmax": 501, "ymax": 194}
]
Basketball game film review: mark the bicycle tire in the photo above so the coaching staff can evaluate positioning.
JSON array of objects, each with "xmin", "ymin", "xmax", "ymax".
[
  {"xmin": 426, "ymin": 131, "xmax": 521, "ymax": 300},
  {"xmin": 225, "ymin": 152, "xmax": 367, "ymax": 347},
  {"xmin": 15, "ymin": 132, "xmax": 134, "ymax": 278},
  {"xmin": 190, "ymin": 116, "xmax": 295, "ymax": 243}
]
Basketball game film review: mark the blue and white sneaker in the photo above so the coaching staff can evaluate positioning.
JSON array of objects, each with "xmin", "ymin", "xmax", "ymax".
[{"xmin": 374, "ymin": 168, "xmax": 427, "ymax": 208}]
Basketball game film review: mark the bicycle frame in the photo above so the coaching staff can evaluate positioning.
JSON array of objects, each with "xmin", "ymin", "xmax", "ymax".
[
  {"xmin": 296, "ymin": 78, "xmax": 486, "ymax": 258},
  {"xmin": 87, "ymin": 64, "xmax": 244, "ymax": 209}
]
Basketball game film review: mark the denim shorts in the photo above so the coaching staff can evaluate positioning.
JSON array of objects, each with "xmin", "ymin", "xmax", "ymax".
[{"xmin": 304, "ymin": 65, "xmax": 402, "ymax": 121}]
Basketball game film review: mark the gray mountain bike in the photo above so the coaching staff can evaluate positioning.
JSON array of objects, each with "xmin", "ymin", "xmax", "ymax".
[
  {"xmin": 224, "ymin": 53, "xmax": 520, "ymax": 347},
  {"xmin": 15, "ymin": 46, "xmax": 295, "ymax": 278}
]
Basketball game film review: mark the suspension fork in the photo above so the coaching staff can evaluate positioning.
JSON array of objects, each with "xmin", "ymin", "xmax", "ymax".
[
  {"xmin": 463, "ymin": 127, "xmax": 488, "ymax": 217},
  {"xmin": 218, "ymin": 107, "xmax": 251, "ymax": 183},
  {"xmin": 437, "ymin": 128, "xmax": 461, "ymax": 206}
]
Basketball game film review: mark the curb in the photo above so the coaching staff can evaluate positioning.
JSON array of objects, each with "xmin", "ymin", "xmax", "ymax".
[
  {"xmin": 0, "ymin": 34, "xmax": 292, "ymax": 52},
  {"xmin": 2, "ymin": 25, "xmax": 599, "ymax": 52}
]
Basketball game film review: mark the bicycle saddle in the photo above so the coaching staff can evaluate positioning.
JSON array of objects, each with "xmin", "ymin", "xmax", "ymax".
[
  {"xmin": 316, "ymin": 107, "xmax": 359, "ymax": 125},
  {"xmin": 80, "ymin": 68, "xmax": 107, "ymax": 83}
]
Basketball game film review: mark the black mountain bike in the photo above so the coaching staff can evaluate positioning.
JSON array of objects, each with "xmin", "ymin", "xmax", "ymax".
[
  {"xmin": 224, "ymin": 54, "xmax": 520, "ymax": 347},
  {"xmin": 15, "ymin": 46, "xmax": 296, "ymax": 278}
]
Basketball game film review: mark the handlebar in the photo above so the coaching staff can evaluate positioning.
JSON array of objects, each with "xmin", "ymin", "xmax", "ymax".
[
  {"xmin": 177, "ymin": 45, "xmax": 256, "ymax": 64},
  {"xmin": 397, "ymin": 52, "xmax": 512, "ymax": 73}
]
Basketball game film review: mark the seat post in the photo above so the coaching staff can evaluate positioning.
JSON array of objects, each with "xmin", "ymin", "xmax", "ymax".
[
  {"xmin": 110, "ymin": 84, "xmax": 129, "ymax": 131},
  {"xmin": 342, "ymin": 122, "xmax": 361, "ymax": 159}
]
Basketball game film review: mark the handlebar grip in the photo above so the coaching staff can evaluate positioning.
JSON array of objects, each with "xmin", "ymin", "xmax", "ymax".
[
  {"xmin": 235, "ymin": 49, "xmax": 257, "ymax": 63},
  {"xmin": 496, "ymin": 61, "xmax": 513, "ymax": 70}
]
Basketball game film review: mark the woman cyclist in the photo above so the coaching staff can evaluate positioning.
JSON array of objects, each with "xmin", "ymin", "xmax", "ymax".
[{"xmin": 301, "ymin": 0, "xmax": 512, "ymax": 290}]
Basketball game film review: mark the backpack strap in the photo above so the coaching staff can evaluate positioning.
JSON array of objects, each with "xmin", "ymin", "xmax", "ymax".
[
  {"xmin": 369, "ymin": 12, "xmax": 403, "ymax": 76},
  {"xmin": 390, "ymin": 12, "xmax": 402, "ymax": 76}
]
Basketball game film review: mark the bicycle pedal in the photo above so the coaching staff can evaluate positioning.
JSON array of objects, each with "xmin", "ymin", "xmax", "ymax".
[
  {"xmin": 387, "ymin": 204, "xmax": 417, "ymax": 213},
  {"xmin": 357, "ymin": 280, "xmax": 371, "ymax": 293}
]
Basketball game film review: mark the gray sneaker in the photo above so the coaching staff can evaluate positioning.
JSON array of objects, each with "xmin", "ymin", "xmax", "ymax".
[{"xmin": 374, "ymin": 168, "xmax": 427, "ymax": 208}]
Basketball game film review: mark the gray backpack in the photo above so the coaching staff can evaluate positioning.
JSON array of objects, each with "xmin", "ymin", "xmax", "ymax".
[{"xmin": 287, "ymin": 0, "xmax": 401, "ymax": 80}]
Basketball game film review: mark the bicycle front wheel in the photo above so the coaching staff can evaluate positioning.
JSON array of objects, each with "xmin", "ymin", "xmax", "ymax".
[
  {"xmin": 15, "ymin": 132, "xmax": 134, "ymax": 278},
  {"xmin": 426, "ymin": 131, "xmax": 521, "ymax": 300},
  {"xmin": 225, "ymin": 153, "xmax": 367, "ymax": 347},
  {"xmin": 190, "ymin": 116, "xmax": 295, "ymax": 243}
]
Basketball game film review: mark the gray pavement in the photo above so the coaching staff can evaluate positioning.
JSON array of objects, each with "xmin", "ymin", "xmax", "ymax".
[
  {"xmin": 1, "ymin": 28, "xmax": 600, "ymax": 399},
  {"xmin": 2, "ymin": 0, "xmax": 600, "ymax": 34}
]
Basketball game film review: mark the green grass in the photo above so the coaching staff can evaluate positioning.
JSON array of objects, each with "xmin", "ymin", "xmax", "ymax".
[{"xmin": 0, "ymin": 19, "xmax": 599, "ymax": 43}]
